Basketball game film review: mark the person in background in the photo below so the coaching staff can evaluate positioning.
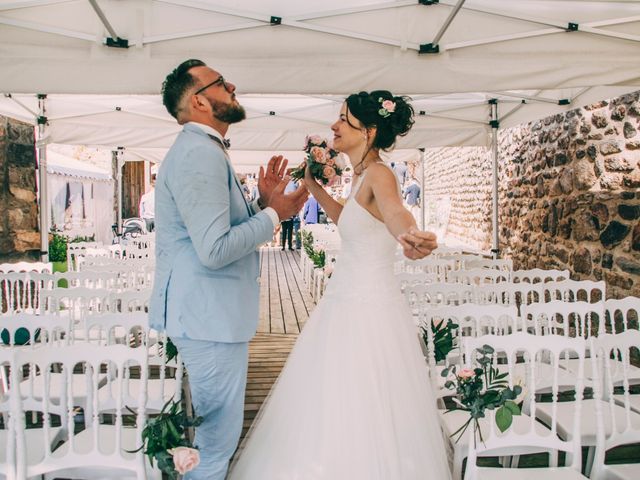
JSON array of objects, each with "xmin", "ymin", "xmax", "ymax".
[
  {"xmin": 139, "ymin": 173, "xmax": 156, "ymax": 232},
  {"xmin": 403, "ymin": 176, "xmax": 421, "ymax": 224},
  {"xmin": 303, "ymin": 194, "xmax": 320, "ymax": 225},
  {"xmin": 392, "ymin": 160, "xmax": 408, "ymax": 186}
]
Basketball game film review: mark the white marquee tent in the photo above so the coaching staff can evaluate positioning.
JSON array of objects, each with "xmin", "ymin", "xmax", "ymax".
[{"xmin": 0, "ymin": 0, "xmax": 639, "ymax": 258}]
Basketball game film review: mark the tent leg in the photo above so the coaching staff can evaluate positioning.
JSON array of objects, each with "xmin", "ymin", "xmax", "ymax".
[
  {"xmin": 420, "ymin": 148, "xmax": 426, "ymax": 231},
  {"xmin": 490, "ymin": 101, "xmax": 500, "ymax": 259},
  {"xmin": 36, "ymin": 94, "xmax": 49, "ymax": 262},
  {"xmin": 112, "ymin": 148, "xmax": 124, "ymax": 239}
]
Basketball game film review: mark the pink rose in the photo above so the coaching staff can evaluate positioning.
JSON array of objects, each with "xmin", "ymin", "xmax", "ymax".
[
  {"xmin": 457, "ymin": 369, "xmax": 475, "ymax": 380},
  {"xmin": 322, "ymin": 165, "xmax": 336, "ymax": 179},
  {"xmin": 324, "ymin": 265, "xmax": 334, "ymax": 277},
  {"xmin": 432, "ymin": 317, "xmax": 445, "ymax": 330},
  {"xmin": 169, "ymin": 447, "xmax": 200, "ymax": 475},
  {"xmin": 381, "ymin": 100, "xmax": 396, "ymax": 113},
  {"xmin": 308, "ymin": 135, "xmax": 323, "ymax": 146},
  {"xmin": 325, "ymin": 157, "xmax": 335, "ymax": 167},
  {"xmin": 311, "ymin": 146, "xmax": 327, "ymax": 164},
  {"xmin": 334, "ymin": 154, "xmax": 346, "ymax": 170}
]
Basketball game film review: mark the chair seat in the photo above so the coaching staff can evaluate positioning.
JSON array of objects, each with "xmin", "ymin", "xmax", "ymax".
[
  {"xmin": 613, "ymin": 392, "xmax": 640, "ymax": 414},
  {"xmin": 98, "ymin": 377, "xmax": 178, "ymax": 412},
  {"xmin": 440, "ymin": 409, "xmax": 552, "ymax": 456},
  {"xmin": 535, "ymin": 399, "xmax": 640, "ymax": 446},
  {"xmin": 23, "ymin": 426, "xmax": 65, "ymax": 466},
  {"xmin": 561, "ymin": 358, "xmax": 640, "ymax": 386},
  {"xmin": 507, "ymin": 362, "xmax": 590, "ymax": 393},
  {"xmin": 475, "ymin": 466, "xmax": 587, "ymax": 479},
  {"xmin": 598, "ymin": 463, "xmax": 640, "ymax": 480}
]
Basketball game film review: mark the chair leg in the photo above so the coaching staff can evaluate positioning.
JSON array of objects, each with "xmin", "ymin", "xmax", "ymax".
[
  {"xmin": 453, "ymin": 448, "xmax": 463, "ymax": 480},
  {"xmin": 584, "ymin": 446, "xmax": 595, "ymax": 477},
  {"xmin": 550, "ymin": 449, "xmax": 559, "ymax": 468},
  {"xmin": 511, "ymin": 455, "xmax": 520, "ymax": 468}
]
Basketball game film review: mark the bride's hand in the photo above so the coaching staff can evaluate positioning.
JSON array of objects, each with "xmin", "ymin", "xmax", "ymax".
[
  {"xmin": 302, "ymin": 161, "xmax": 320, "ymax": 190},
  {"xmin": 397, "ymin": 227, "xmax": 438, "ymax": 260}
]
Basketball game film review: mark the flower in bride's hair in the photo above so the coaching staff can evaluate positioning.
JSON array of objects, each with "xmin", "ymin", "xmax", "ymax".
[
  {"xmin": 311, "ymin": 146, "xmax": 327, "ymax": 164},
  {"xmin": 323, "ymin": 165, "xmax": 336, "ymax": 179},
  {"xmin": 381, "ymin": 100, "xmax": 396, "ymax": 113},
  {"xmin": 169, "ymin": 447, "xmax": 200, "ymax": 475}
]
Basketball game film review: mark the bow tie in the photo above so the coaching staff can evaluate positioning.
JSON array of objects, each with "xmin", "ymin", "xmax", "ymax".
[{"xmin": 208, "ymin": 134, "xmax": 230, "ymax": 149}]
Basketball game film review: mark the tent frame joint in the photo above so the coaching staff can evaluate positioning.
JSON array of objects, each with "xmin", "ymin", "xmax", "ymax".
[
  {"xmin": 558, "ymin": 99, "xmax": 571, "ymax": 105},
  {"xmin": 567, "ymin": 22, "xmax": 579, "ymax": 32},
  {"xmin": 105, "ymin": 37, "xmax": 129, "ymax": 48},
  {"xmin": 419, "ymin": 43, "xmax": 440, "ymax": 54},
  {"xmin": 418, "ymin": 0, "xmax": 439, "ymax": 5},
  {"xmin": 270, "ymin": 16, "xmax": 282, "ymax": 25}
]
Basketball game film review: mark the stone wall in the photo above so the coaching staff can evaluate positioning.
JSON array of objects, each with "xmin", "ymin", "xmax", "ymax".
[
  {"xmin": 0, "ymin": 115, "xmax": 40, "ymax": 261},
  {"xmin": 423, "ymin": 90, "xmax": 640, "ymax": 298}
]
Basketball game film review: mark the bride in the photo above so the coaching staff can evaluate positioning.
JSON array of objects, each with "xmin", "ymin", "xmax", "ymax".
[{"xmin": 228, "ymin": 91, "xmax": 452, "ymax": 480}]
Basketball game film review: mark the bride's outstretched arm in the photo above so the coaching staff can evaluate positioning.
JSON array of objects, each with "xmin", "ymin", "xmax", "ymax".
[
  {"xmin": 302, "ymin": 164, "xmax": 344, "ymax": 224},
  {"xmin": 368, "ymin": 164, "xmax": 437, "ymax": 260}
]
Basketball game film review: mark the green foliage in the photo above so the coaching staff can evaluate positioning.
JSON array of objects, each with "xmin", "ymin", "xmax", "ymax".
[
  {"xmin": 420, "ymin": 319, "xmax": 458, "ymax": 363},
  {"xmin": 48, "ymin": 232, "xmax": 68, "ymax": 262},
  {"xmin": 129, "ymin": 398, "xmax": 202, "ymax": 480},
  {"xmin": 301, "ymin": 231, "xmax": 326, "ymax": 268},
  {"xmin": 442, "ymin": 344, "xmax": 522, "ymax": 444}
]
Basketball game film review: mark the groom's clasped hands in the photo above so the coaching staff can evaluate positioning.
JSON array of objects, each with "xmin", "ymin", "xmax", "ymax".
[{"xmin": 258, "ymin": 155, "xmax": 309, "ymax": 220}]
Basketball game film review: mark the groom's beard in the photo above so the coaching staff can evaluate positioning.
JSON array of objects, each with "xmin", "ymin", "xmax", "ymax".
[{"xmin": 210, "ymin": 98, "xmax": 246, "ymax": 124}]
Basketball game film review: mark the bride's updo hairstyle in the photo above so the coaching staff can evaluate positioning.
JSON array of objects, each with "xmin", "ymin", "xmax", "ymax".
[{"xmin": 345, "ymin": 90, "xmax": 414, "ymax": 151}]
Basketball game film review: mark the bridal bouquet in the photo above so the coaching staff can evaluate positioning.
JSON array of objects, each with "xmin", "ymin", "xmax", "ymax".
[
  {"xmin": 131, "ymin": 398, "xmax": 203, "ymax": 479},
  {"xmin": 290, "ymin": 135, "xmax": 345, "ymax": 185},
  {"xmin": 442, "ymin": 344, "xmax": 522, "ymax": 444}
]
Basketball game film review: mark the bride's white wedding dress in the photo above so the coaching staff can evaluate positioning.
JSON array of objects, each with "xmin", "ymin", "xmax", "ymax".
[{"xmin": 229, "ymin": 172, "xmax": 452, "ymax": 480}]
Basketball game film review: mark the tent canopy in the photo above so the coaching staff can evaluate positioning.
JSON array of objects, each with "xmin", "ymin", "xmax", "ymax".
[
  {"xmin": 0, "ymin": 0, "xmax": 639, "ymax": 95},
  {"xmin": 46, "ymin": 149, "xmax": 112, "ymax": 180},
  {"xmin": 0, "ymin": 1, "xmax": 639, "ymax": 154}
]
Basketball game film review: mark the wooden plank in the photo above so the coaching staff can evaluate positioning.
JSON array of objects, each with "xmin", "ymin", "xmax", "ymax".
[
  {"xmin": 257, "ymin": 248, "xmax": 270, "ymax": 333},
  {"xmin": 275, "ymin": 249, "xmax": 299, "ymax": 334},
  {"xmin": 268, "ymin": 248, "xmax": 285, "ymax": 334},
  {"xmin": 281, "ymin": 249, "xmax": 313, "ymax": 330}
]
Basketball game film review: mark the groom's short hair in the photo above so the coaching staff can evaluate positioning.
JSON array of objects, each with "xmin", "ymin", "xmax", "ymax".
[{"xmin": 162, "ymin": 59, "xmax": 206, "ymax": 120}]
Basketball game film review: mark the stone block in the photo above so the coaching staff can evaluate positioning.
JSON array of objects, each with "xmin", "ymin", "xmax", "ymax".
[
  {"xmin": 611, "ymin": 105, "xmax": 626, "ymax": 121},
  {"xmin": 624, "ymin": 121, "xmax": 637, "ymax": 139},
  {"xmin": 601, "ymin": 253, "xmax": 613, "ymax": 269},
  {"xmin": 600, "ymin": 173, "xmax": 623, "ymax": 190},
  {"xmin": 600, "ymin": 220, "xmax": 630, "ymax": 248},
  {"xmin": 632, "ymin": 223, "xmax": 640, "ymax": 252},
  {"xmin": 623, "ymin": 170, "xmax": 640, "ymax": 188},
  {"xmin": 604, "ymin": 156, "xmax": 634, "ymax": 172},
  {"xmin": 592, "ymin": 110, "xmax": 609, "ymax": 128},
  {"xmin": 615, "ymin": 256, "xmax": 640, "ymax": 276},
  {"xmin": 600, "ymin": 140, "xmax": 622, "ymax": 156},
  {"xmin": 13, "ymin": 231, "xmax": 40, "ymax": 253},
  {"xmin": 591, "ymin": 203, "xmax": 609, "ymax": 227},
  {"xmin": 618, "ymin": 204, "xmax": 640, "ymax": 220},
  {"xmin": 605, "ymin": 271, "xmax": 634, "ymax": 290},
  {"xmin": 627, "ymin": 141, "xmax": 640, "ymax": 150},
  {"xmin": 8, "ymin": 186, "xmax": 36, "ymax": 204},
  {"xmin": 587, "ymin": 144, "xmax": 598, "ymax": 160},
  {"xmin": 572, "ymin": 247, "xmax": 592, "ymax": 274},
  {"xmin": 573, "ymin": 160, "xmax": 597, "ymax": 190}
]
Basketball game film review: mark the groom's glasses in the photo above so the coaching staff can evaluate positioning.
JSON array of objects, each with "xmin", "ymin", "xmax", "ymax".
[{"xmin": 194, "ymin": 76, "xmax": 228, "ymax": 95}]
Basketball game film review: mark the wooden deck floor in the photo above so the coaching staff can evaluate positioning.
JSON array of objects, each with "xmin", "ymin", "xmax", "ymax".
[{"xmin": 241, "ymin": 247, "xmax": 313, "ymax": 440}]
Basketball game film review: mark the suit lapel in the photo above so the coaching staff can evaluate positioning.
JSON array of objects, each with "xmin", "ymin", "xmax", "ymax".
[{"xmin": 208, "ymin": 136, "xmax": 252, "ymax": 217}]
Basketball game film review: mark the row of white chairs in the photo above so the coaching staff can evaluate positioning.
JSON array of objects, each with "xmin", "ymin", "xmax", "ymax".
[
  {"xmin": 417, "ymin": 298, "xmax": 640, "ymax": 479},
  {"xmin": 458, "ymin": 330, "xmax": 640, "ymax": 480}
]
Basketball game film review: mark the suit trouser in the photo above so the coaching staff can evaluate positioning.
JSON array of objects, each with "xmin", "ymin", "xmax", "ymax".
[
  {"xmin": 280, "ymin": 220, "xmax": 294, "ymax": 249},
  {"xmin": 170, "ymin": 337, "xmax": 249, "ymax": 480}
]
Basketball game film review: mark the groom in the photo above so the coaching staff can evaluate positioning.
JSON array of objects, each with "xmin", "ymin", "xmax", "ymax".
[{"xmin": 150, "ymin": 59, "xmax": 308, "ymax": 479}]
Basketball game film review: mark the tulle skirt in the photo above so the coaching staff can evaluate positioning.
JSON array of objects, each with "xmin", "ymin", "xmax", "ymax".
[{"xmin": 228, "ymin": 269, "xmax": 452, "ymax": 480}]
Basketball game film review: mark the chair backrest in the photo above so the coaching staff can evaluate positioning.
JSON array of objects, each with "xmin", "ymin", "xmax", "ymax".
[
  {"xmin": 404, "ymin": 283, "xmax": 474, "ymax": 308},
  {"xmin": 14, "ymin": 344, "xmax": 149, "ymax": 478},
  {"xmin": 53, "ymin": 271, "xmax": 120, "ymax": 290},
  {"xmin": 512, "ymin": 268, "xmax": 570, "ymax": 284},
  {"xmin": 447, "ymin": 268, "xmax": 511, "ymax": 285},
  {"xmin": 39, "ymin": 287, "xmax": 112, "ymax": 321},
  {"xmin": 0, "ymin": 262, "xmax": 53, "ymax": 274},
  {"xmin": 0, "ymin": 313, "xmax": 70, "ymax": 346},
  {"xmin": 603, "ymin": 297, "xmax": 640, "ymax": 334},
  {"xmin": 542, "ymin": 279, "xmax": 606, "ymax": 303},
  {"xmin": 463, "ymin": 333, "xmax": 586, "ymax": 479},
  {"xmin": 591, "ymin": 330, "xmax": 640, "ymax": 480},
  {"xmin": 405, "ymin": 258, "xmax": 455, "ymax": 280},
  {"xmin": 521, "ymin": 300, "xmax": 605, "ymax": 337},
  {"xmin": 463, "ymin": 258, "xmax": 513, "ymax": 271},
  {"xmin": 395, "ymin": 272, "xmax": 439, "ymax": 292},
  {"xmin": 1, "ymin": 272, "xmax": 57, "ymax": 314},
  {"xmin": 109, "ymin": 289, "xmax": 152, "ymax": 313},
  {"xmin": 83, "ymin": 312, "xmax": 149, "ymax": 346}
]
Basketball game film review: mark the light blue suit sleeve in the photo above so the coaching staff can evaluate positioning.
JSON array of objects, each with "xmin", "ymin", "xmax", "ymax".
[{"xmin": 169, "ymin": 145, "xmax": 274, "ymax": 270}]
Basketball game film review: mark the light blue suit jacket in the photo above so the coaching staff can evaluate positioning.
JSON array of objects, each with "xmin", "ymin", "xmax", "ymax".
[{"xmin": 149, "ymin": 124, "xmax": 274, "ymax": 343}]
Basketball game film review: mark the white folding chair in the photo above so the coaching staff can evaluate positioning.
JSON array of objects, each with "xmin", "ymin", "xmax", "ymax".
[
  {"xmin": 14, "ymin": 344, "xmax": 158, "ymax": 480},
  {"xmin": 603, "ymin": 297, "xmax": 640, "ymax": 334},
  {"xmin": 591, "ymin": 329, "xmax": 640, "ymax": 480},
  {"xmin": 462, "ymin": 333, "xmax": 588, "ymax": 480},
  {"xmin": 512, "ymin": 268, "xmax": 570, "ymax": 284},
  {"xmin": 463, "ymin": 258, "xmax": 513, "ymax": 271},
  {"xmin": 447, "ymin": 268, "xmax": 511, "ymax": 285}
]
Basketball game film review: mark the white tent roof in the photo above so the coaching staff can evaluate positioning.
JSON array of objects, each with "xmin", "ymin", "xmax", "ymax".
[
  {"xmin": 0, "ymin": 1, "xmax": 638, "ymax": 156},
  {"xmin": 0, "ymin": 0, "xmax": 639, "ymax": 95},
  {"xmin": 46, "ymin": 149, "xmax": 111, "ymax": 180}
]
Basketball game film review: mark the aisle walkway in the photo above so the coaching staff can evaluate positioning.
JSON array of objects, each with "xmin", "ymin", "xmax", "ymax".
[
  {"xmin": 241, "ymin": 247, "xmax": 314, "ymax": 441},
  {"xmin": 258, "ymin": 246, "xmax": 314, "ymax": 335}
]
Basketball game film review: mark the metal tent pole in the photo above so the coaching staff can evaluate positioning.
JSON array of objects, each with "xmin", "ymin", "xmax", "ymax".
[
  {"xmin": 112, "ymin": 148, "xmax": 124, "ymax": 236},
  {"xmin": 419, "ymin": 148, "xmax": 426, "ymax": 231},
  {"xmin": 36, "ymin": 94, "xmax": 48, "ymax": 262},
  {"xmin": 489, "ymin": 99, "xmax": 500, "ymax": 259}
]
